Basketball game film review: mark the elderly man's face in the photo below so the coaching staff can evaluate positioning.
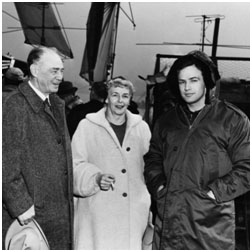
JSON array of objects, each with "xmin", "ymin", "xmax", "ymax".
[{"xmin": 34, "ymin": 51, "xmax": 64, "ymax": 95}]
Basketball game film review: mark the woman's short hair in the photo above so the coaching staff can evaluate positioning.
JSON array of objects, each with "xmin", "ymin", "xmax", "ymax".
[{"xmin": 106, "ymin": 78, "xmax": 135, "ymax": 96}]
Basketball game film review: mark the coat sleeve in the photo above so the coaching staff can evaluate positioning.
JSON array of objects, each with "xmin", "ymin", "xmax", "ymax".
[
  {"xmin": 2, "ymin": 95, "xmax": 33, "ymax": 218},
  {"xmin": 144, "ymin": 120, "xmax": 167, "ymax": 200},
  {"xmin": 71, "ymin": 120, "xmax": 101, "ymax": 197},
  {"xmin": 208, "ymin": 112, "xmax": 250, "ymax": 202},
  {"xmin": 141, "ymin": 121, "xmax": 152, "ymax": 155}
]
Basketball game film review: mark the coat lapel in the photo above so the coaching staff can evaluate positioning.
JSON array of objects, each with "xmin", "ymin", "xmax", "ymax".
[{"xmin": 18, "ymin": 81, "xmax": 66, "ymax": 135}]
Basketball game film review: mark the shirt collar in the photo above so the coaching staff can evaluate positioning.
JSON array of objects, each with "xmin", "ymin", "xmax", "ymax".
[{"xmin": 28, "ymin": 80, "xmax": 50, "ymax": 103}]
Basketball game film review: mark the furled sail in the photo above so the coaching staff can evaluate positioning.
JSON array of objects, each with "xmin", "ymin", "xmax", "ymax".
[
  {"xmin": 80, "ymin": 2, "xmax": 119, "ymax": 82},
  {"xmin": 15, "ymin": 3, "xmax": 73, "ymax": 58}
]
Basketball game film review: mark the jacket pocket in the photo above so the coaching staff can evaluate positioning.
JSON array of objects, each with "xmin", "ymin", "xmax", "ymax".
[{"xmin": 185, "ymin": 188, "xmax": 235, "ymax": 229}]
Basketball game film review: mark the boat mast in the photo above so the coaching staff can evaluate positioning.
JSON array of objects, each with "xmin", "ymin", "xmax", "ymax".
[
  {"xmin": 110, "ymin": 3, "xmax": 120, "ymax": 79},
  {"xmin": 41, "ymin": 3, "xmax": 46, "ymax": 45}
]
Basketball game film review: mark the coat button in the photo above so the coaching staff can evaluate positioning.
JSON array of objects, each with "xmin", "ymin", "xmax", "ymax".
[
  {"xmin": 121, "ymin": 169, "xmax": 126, "ymax": 173},
  {"xmin": 126, "ymin": 147, "xmax": 130, "ymax": 151},
  {"xmin": 173, "ymin": 146, "xmax": 178, "ymax": 151},
  {"xmin": 122, "ymin": 193, "xmax": 127, "ymax": 197}
]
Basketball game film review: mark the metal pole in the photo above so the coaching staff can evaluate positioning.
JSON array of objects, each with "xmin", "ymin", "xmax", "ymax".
[
  {"xmin": 110, "ymin": 3, "xmax": 120, "ymax": 79},
  {"xmin": 202, "ymin": 15, "xmax": 206, "ymax": 51},
  {"xmin": 154, "ymin": 54, "xmax": 161, "ymax": 74},
  {"xmin": 211, "ymin": 18, "xmax": 220, "ymax": 61},
  {"xmin": 41, "ymin": 3, "xmax": 46, "ymax": 45}
]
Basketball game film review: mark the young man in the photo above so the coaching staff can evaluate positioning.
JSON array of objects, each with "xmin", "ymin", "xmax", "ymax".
[
  {"xmin": 144, "ymin": 50, "xmax": 250, "ymax": 250},
  {"xmin": 2, "ymin": 46, "xmax": 73, "ymax": 249},
  {"xmin": 72, "ymin": 78, "xmax": 152, "ymax": 249}
]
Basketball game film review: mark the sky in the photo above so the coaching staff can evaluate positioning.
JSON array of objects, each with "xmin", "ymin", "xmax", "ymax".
[{"xmin": 2, "ymin": 1, "xmax": 250, "ymax": 103}]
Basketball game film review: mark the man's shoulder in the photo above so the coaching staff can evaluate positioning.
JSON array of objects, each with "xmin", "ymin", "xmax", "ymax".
[
  {"xmin": 157, "ymin": 106, "xmax": 177, "ymax": 123},
  {"xmin": 216, "ymin": 99, "xmax": 248, "ymax": 119},
  {"xmin": 151, "ymin": 106, "xmax": 177, "ymax": 132},
  {"xmin": 3, "ymin": 89, "xmax": 24, "ymax": 107},
  {"xmin": 2, "ymin": 90, "xmax": 28, "ymax": 122}
]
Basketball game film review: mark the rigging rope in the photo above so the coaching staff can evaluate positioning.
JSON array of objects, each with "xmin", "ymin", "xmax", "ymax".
[
  {"xmin": 120, "ymin": 4, "xmax": 136, "ymax": 28},
  {"xmin": 2, "ymin": 10, "xmax": 20, "ymax": 22},
  {"xmin": 136, "ymin": 42, "xmax": 249, "ymax": 50},
  {"xmin": 129, "ymin": 3, "xmax": 136, "ymax": 29}
]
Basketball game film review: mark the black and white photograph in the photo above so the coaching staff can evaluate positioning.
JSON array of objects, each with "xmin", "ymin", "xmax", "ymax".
[{"xmin": 2, "ymin": 2, "xmax": 250, "ymax": 250}]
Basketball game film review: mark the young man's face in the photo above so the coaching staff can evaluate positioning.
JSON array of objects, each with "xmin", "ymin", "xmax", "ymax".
[
  {"xmin": 106, "ymin": 86, "xmax": 131, "ymax": 116},
  {"xmin": 34, "ymin": 51, "xmax": 64, "ymax": 95},
  {"xmin": 178, "ymin": 64, "xmax": 206, "ymax": 111}
]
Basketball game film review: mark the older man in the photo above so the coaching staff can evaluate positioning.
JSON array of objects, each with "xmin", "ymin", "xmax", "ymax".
[{"xmin": 2, "ymin": 46, "xmax": 73, "ymax": 249}]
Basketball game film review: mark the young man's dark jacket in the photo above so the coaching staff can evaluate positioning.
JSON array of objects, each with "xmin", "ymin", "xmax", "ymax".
[
  {"xmin": 2, "ymin": 81, "xmax": 74, "ymax": 249},
  {"xmin": 144, "ymin": 97, "xmax": 250, "ymax": 249}
]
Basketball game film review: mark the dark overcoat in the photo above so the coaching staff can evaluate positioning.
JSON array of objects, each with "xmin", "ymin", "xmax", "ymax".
[
  {"xmin": 2, "ymin": 81, "xmax": 73, "ymax": 249},
  {"xmin": 144, "ymin": 99, "xmax": 250, "ymax": 249}
]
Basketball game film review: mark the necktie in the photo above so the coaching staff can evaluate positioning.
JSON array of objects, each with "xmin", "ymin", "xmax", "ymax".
[{"xmin": 44, "ymin": 98, "xmax": 52, "ymax": 112}]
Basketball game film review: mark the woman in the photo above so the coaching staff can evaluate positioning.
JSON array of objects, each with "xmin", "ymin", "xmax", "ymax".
[{"xmin": 72, "ymin": 78, "xmax": 152, "ymax": 249}]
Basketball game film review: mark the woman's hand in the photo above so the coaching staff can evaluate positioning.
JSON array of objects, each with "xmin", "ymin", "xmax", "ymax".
[{"xmin": 96, "ymin": 173, "xmax": 115, "ymax": 191}]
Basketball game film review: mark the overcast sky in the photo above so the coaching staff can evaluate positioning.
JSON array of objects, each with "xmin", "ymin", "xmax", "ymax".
[{"xmin": 2, "ymin": 1, "xmax": 250, "ymax": 102}]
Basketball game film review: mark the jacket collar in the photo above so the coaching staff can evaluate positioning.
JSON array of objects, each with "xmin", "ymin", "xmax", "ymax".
[
  {"xmin": 178, "ymin": 97, "xmax": 218, "ymax": 126},
  {"xmin": 18, "ymin": 80, "xmax": 44, "ymax": 113},
  {"xmin": 18, "ymin": 80, "xmax": 64, "ymax": 113},
  {"xmin": 86, "ymin": 107, "xmax": 142, "ymax": 130}
]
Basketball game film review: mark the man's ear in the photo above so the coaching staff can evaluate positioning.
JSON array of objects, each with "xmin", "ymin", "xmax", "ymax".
[
  {"xmin": 30, "ymin": 64, "xmax": 39, "ymax": 77},
  {"xmin": 105, "ymin": 97, "xmax": 108, "ymax": 104}
]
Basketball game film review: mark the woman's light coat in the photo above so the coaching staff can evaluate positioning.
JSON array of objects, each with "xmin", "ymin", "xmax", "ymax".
[{"xmin": 72, "ymin": 108, "xmax": 151, "ymax": 249}]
